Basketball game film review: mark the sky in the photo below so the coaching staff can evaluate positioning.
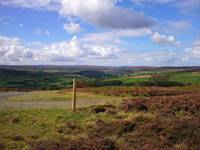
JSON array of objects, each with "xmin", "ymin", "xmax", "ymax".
[{"xmin": 0, "ymin": 0, "xmax": 200, "ymax": 66}]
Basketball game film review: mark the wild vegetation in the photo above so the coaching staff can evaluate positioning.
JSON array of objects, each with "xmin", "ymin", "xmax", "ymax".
[
  {"xmin": 0, "ymin": 85, "xmax": 200, "ymax": 149},
  {"xmin": 0, "ymin": 66, "xmax": 200, "ymax": 150}
]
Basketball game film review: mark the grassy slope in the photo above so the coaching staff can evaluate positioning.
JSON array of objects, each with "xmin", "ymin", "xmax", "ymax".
[
  {"xmin": 0, "ymin": 86, "xmax": 200, "ymax": 149},
  {"xmin": 0, "ymin": 89, "xmax": 124, "ymax": 149},
  {"xmin": 0, "ymin": 109, "xmax": 89, "ymax": 149},
  {"xmin": 0, "ymin": 107, "xmax": 156, "ymax": 149}
]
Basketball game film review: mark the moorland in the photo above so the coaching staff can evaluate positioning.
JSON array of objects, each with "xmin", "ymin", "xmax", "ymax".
[{"xmin": 0, "ymin": 65, "xmax": 200, "ymax": 150}]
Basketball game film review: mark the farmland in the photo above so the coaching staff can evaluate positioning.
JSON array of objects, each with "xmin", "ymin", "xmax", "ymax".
[
  {"xmin": 0, "ymin": 66, "xmax": 200, "ymax": 150},
  {"xmin": 0, "ymin": 65, "xmax": 200, "ymax": 90}
]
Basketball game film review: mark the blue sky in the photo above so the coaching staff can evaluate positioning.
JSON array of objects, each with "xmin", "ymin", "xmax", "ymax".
[{"xmin": 0, "ymin": 0, "xmax": 199, "ymax": 66}]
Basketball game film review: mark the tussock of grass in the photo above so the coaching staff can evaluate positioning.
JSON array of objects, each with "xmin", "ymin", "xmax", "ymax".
[{"xmin": 0, "ymin": 108, "xmax": 91, "ymax": 149}]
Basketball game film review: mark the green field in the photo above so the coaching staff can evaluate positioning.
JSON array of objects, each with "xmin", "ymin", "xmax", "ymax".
[
  {"xmin": 102, "ymin": 71, "xmax": 200, "ymax": 86},
  {"xmin": 169, "ymin": 72, "xmax": 200, "ymax": 84},
  {"xmin": 105, "ymin": 75, "xmax": 149, "ymax": 83}
]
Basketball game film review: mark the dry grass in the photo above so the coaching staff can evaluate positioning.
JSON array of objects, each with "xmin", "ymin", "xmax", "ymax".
[{"xmin": 0, "ymin": 90, "xmax": 122, "ymax": 110}]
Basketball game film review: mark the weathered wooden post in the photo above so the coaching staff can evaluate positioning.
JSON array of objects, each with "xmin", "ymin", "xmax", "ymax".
[{"xmin": 72, "ymin": 78, "xmax": 76, "ymax": 111}]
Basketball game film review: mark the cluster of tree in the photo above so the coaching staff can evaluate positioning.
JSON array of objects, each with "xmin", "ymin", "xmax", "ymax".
[
  {"xmin": 77, "ymin": 70, "xmax": 112, "ymax": 78},
  {"xmin": 89, "ymin": 80, "xmax": 123, "ymax": 87}
]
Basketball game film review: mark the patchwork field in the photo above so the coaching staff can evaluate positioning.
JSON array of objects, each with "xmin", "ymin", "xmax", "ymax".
[{"xmin": 103, "ymin": 71, "xmax": 200, "ymax": 85}]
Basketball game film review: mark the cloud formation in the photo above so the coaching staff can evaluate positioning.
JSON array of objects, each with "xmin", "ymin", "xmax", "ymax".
[
  {"xmin": 81, "ymin": 28, "xmax": 152, "ymax": 43},
  {"xmin": 0, "ymin": 0, "xmax": 198, "ymax": 66},
  {"xmin": 0, "ymin": 35, "xmax": 119, "ymax": 64},
  {"xmin": 185, "ymin": 40, "xmax": 200, "ymax": 59},
  {"xmin": 1, "ymin": 35, "xmax": 199, "ymax": 66},
  {"xmin": 0, "ymin": 36, "xmax": 33, "ymax": 63},
  {"xmin": 59, "ymin": 0, "xmax": 155, "ymax": 29},
  {"xmin": 64, "ymin": 22, "xmax": 83, "ymax": 33},
  {"xmin": 151, "ymin": 32, "xmax": 180, "ymax": 46},
  {"xmin": 38, "ymin": 36, "xmax": 119, "ymax": 61},
  {"xmin": 0, "ymin": 0, "xmax": 156, "ymax": 29}
]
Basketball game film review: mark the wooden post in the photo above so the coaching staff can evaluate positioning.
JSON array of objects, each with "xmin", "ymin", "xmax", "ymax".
[{"xmin": 72, "ymin": 78, "xmax": 76, "ymax": 111}]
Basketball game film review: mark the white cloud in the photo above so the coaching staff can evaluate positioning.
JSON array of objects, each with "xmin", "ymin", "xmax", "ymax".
[
  {"xmin": 81, "ymin": 28, "xmax": 152, "ymax": 43},
  {"xmin": 1, "ymin": 35, "xmax": 200, "ymax": 66},
  {"xmin": 59, "ymin": 0, "xmax": 155, "ymax": 29},
  {"xmin": 117, "ymin": 49, "xmax": 191, "ymax": 66},
  {"xmin": 0, "ymin": 36, "xmax": 33, "ymax": 63},
  {"xmin": 151, "ymin": 32, "xmax": 180, "ymax": 46},
  {"xmin": 37, "ymin": 36, "xmax": 118, "ymax": 61},
  {"xmin": 0, "ymin": 0, "xmax": 156, "ymax": 29},
  {"xmin": 64, "ymin": 22, "xmax": 83, "ymax": 33},
  {"xmin": 185, "ymin": 40, "xmax": 200, "ymax": 58},
  {"xmin": 0, "ymin": 35, "xmax": 119, "ymax": 64}
]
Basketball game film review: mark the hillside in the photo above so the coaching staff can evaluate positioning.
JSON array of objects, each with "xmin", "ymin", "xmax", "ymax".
[
  {"xmin": 1, "ymin": 86, "xmax": 200, "ymax": 149},
  {"xmin": 0, "ymin": 65, "xmax": 200, "ymax": 91}
]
